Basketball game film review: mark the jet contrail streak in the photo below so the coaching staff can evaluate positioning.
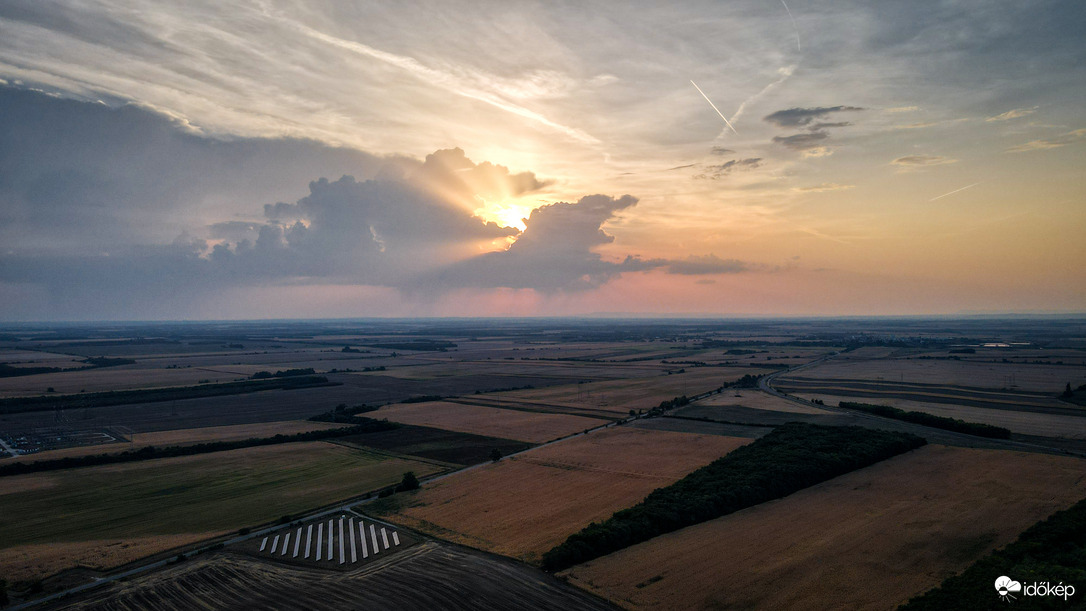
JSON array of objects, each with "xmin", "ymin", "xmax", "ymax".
[
  {"xmin": 690, "ymin": 80, "xmax": 738, "ymax": 134},
  {"xmin": 929, "ymin": 182, "xmax": 981, "ymax": 201},
  {"xmin": 781, "ymin": 0, "xmax": 801, "ymax": 51}
]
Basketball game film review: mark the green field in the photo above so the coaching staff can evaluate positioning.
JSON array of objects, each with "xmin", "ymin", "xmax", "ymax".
[{"xmin": 0, "ymin": 441, "xmax": 442, "ymax": 549}]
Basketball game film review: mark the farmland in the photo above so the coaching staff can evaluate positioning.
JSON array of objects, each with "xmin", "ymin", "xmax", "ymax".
[
  {"xmin": 0, "ymin": 442, "xmax": 441, "ymax": 582},
  {"xmin": 3, "ymin": 317, "xmax": 1086, "ymax": 609},
  {"xmin": 40, "ymin": 543, "xmax": 619, "ymax": 611},
  {"xmin": 563, "ymin": 445, "xmax": 1086, "ymax": 610},
  {"xmin": 371, "ymin": 400, "xmax": 606, "ymax": 443},
  {"xmin": 372, "ymin": 427, "xmax": 751, "ymax": 564}
]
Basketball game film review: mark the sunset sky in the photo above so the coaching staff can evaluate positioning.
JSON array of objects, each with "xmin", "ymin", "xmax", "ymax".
[{"xmin": 1, "ymin": 0, "xmax": 1083, "ymax": 320}]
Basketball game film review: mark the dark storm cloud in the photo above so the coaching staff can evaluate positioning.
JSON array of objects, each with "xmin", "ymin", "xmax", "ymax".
[
  {"xmin": 763, "ymin": 106, "xmax": 864, "ymax": 128},
  {"xmin": 772, "ymin": 132, "xmax": 830, "ymax": 151}
]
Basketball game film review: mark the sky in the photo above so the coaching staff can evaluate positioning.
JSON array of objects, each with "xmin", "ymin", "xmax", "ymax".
[{"xmin": 0, "ymin": 0, "xmax": 1083, "ymax": 320}]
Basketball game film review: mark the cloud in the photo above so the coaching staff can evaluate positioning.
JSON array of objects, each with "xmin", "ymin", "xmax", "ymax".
[
  {"xmin": 710, "ymin": 147, "xmax": 736, "ymax": 155},
  {"xmin": 793, "ymin": 183, "xmax": 855, "ymax": 192},
  {"xmin": 808, "ymin": 121, "xmax": 852, "ymax": 130},
  {"xmin": 428, "ymin": 194, "xmax": 644, "ymax": 291},
  {"xmin": 772, "ymin": 132, "xmax": 830, "ymax": 151},
  {"xmin": 0, "ymin": 85, "xmax": 386, "ymax": 251},
  {"xmin": 763, "ymin": 106, "xmax": 864, "ymax": 128},
  {"xmin": 893, "ymin": 121, "xmax": 939, "ymax": 130},
  {"xmin": 1005, "ymin": 128, "xmax": 1086, "ymax": 153},
  {"xmin": 884, "ymin": 106, "xmax": 920, "ymax": 113},
  {"xmin": 891, "ymin": 155, "xmax": 958, "ymax": 167},
  {"xmin": 765, "ymin": 106, "xmax": 860, "ymax": 157},
  {"xmin": 986, "ymin": 107, "xmax": 1037, "ymax": 122},
  {"xmin": 665, "ymin": 254, "xmax": 752, "ymax": 275},
  {"xmin": 693, "ymin": 158, "xmax": 762, "ymax": 180}
]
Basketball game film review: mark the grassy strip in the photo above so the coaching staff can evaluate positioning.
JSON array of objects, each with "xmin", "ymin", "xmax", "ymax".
[
  {"xmin": 0, "ymin": 418, "xmax": 399, "ymax": 477},
  {"xmin": 0, "ymin": 375, "xmax": 337, "ymax": 414},
  {"xmin": 900, "ymin": 496, "xmax": 1086, "ymax": 610},
  {"xmin": 840, "ymin": 401, "xmax": 1012, "ymax": 439},
  {"xmin": 541, "ymin": 423, "xmax": 925, "ymax": 571}
]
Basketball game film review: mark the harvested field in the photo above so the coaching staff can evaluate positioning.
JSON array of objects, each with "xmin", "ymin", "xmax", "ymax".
[
  {"xmin": 366, "ymin": 359, "xmax": 665, "ymax": 382},
  {"xmin": 372, "ymin": 401, "xmax": 604, "ymax": 443},
  {"xmin": 374, "ymin": 427, "xmax": 750, "ymax": 563},
  {"xmin": 671, "ymin": 403, "xmax": 839, "ymax": 427},
  {"xmin": 795, "ymin": 393, "xmax": 1086, "ymax": 440},
  {"xmin": 336, "ymin": 424, "xmax": 531, "ymax": 466},
  {"xmin": 6, "ymin": 420, "xmax": 346, "ymax": 463},
  {"xmin": 336, "ymin": 371, "xmax": 578, "ymax": 398},
  {"xmin": 6, "ymin": 534, "xmax": 222, "ymax": 584},
  {"xmin": 627, "ymin": 418, "xmax": 771, "ymax": 439},
  {"xmin": 489, "ymin": 368, "xmax": 775, "ymax": 414},
  {"xmin": 41, "ymin": 542, "xmax": 618, "ymax": 611},
  {"xmin": 0, "ymin": 442, "xmax": 442, "ymax": 580},
  {"xmin": 692, "ymin": 389, "xmax": 833, "ymax": 414},
  {"xmin": 789, "ymin": 358, "xmax": 1086, "ymax": 393},
  {"xmin": 0, "ymin": 384, "xmax": 366, "ymax": 433},
  {"xmin": 775, "ymin": 377, "xmax": 1074, "ymax": 413},
  {"xmin": 564, "ymin": 445, "xmax": 1086, "ymax": 610},
  {"xmin": 0, "ymin": 365, "xmax": 245, "ymax": 398}
]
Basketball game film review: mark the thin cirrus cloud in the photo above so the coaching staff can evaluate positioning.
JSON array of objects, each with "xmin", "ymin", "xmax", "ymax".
[
  {"xmin": 891, "ymin": 155, "xmax": 958, "ymax": 167},
  {"xmin": 793, "ymin": 183, "xmax": 855, "ymax": 193},
  {"xmin": 693, "ymin": 158, "xmax": 763, "ymax": 180},
  {"xmin": 1005, "ymin": 128, "xmax": 1086, "ymax": 153},
  {"xmin": 986, "ymin": 107, "xmax": 1037, "ymax": 122}
]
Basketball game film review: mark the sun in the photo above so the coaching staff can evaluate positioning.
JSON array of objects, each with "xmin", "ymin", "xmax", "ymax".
[{"xmin": 475, "ymin": 198, "xmax": 535, "ymax": 232}]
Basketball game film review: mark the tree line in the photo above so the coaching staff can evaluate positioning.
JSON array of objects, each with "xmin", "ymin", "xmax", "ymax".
[
  {"xmin": 838, "ymin": 402, "xmax": 1012, "ymax": 439},
  {"xmin": 541, "ymin": 423, "xmax": 926, "ymax": 571}
]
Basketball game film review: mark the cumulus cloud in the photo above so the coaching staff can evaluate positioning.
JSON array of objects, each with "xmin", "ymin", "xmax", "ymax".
[
  {"xmin": 763, "ymin": 106, "xmax": 864, "ymax": 128},
  {"xmin": 891, "ymin": 155, "xmax": 958, "ymax": 167},
  {"xmin": 693, "ymin": 158, "xmax": 762, "ymax": 180},
  {"xmin": 986, "ymin": 107, "xmax": 1037, "ymax": 122},
  {"xmin": 1005, "ymin": 128, "xmax": 1086, "ymax": 153},
  {"xmin": 429, "ymin": 194, "xmax": 644, "ymax": 291}
]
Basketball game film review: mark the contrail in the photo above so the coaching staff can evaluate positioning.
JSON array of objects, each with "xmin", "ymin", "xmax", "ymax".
[
  {"xmin": 690, "ymin": 80, "xmax": 738, "ymax": 135},
  {"xmin": 929, "ymin": 182, "xmax": 981, "ymax": 202},
  {"xmin": 731, "ymin": 64, "xmax": 794, "ymax": 124},
  {"xmin": 781, "ymin": 0, "xmax": 801, "ymax": 52}
]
